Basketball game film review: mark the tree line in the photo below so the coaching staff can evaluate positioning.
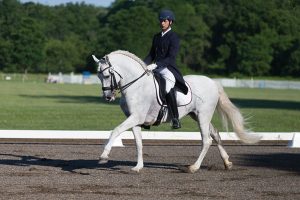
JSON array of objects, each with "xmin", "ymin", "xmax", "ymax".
[{"xmin": 0, "ymin": 0, "xmax": 299, "ymax": 77}]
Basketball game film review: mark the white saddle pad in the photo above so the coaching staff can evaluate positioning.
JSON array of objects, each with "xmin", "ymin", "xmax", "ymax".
[{"xmin": 154, "ymin": 79, "xmax": 192, "ymax": 107}]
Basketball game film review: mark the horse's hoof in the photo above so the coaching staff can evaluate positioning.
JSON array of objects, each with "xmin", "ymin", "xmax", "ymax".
[
  {"xmin": 99, "ymin": 158, "xmax": 109, "ymax": 164},
  {"xmin": 187, "ymin": 165, "xmax": 198, "ymax": 174},
  {"xmin": 131, "ymin": 167, "xmax": 142, "ymax": 173},
  {"xmin": 225, "ymin": 162, "xmax": 233, "ymax": 170},
  {"xmin": 178, "ymin": 165, "xmax": 198, "ymax": 173}
]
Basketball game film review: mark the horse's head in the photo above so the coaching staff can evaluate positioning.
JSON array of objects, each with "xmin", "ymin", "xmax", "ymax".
[{"xmin": 92, "ymin": 55, "xmax": 122, "ymax": 102}]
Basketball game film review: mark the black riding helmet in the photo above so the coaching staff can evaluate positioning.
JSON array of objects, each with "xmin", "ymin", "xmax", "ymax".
[{"xmin": 158, "ymin": 9, "xmax": 175, "ymax": 22}]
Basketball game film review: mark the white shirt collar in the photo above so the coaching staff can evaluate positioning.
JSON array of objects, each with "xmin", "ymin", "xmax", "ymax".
[{"xmin": 161, "ymin": 27, "xmax": 171, "ymax": 37}]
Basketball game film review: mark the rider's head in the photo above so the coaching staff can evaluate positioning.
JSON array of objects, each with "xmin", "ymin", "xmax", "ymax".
[{"xmin": 158, "ymin": 9, "xmax": 175, "ymax": 32}]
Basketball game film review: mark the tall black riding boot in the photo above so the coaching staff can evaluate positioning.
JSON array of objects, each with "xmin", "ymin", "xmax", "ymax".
[{"xmin": 166, "ymin": 88, "xmax": 181, "ymax": 129}]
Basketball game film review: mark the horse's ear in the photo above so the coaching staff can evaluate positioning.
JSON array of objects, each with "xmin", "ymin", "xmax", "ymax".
[{"xmin": 92, "ymin": 55, "xmax": 100, "ymax": 63}]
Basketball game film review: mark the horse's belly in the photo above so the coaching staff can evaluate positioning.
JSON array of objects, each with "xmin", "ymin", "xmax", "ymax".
[{"xmin": 143, "ymin": 103, "xmax": 163, "ymax": 125}]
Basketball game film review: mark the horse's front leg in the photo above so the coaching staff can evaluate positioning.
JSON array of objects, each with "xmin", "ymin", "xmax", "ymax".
[
  {"xmin": 99, "ymin": 114, "xmax": 140, "ymax": 163},
  {"xmin": 131, "ymin": 126, "xmax": 143, "ymax": 172}
]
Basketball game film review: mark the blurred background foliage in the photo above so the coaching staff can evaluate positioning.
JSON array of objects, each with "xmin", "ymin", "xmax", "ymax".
[{"xmin": 0, "ymin": 0, "xmax": 299, "ymax": 77}]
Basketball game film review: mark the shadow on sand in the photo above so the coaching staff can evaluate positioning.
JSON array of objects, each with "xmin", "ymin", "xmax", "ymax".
[
  {"xmin": 236, "ymin": 153, "xmax": 300, "ymax": 174},
  {"xmin": 0, "ymin": 153, "xmax": 183, "ymax": 174}
]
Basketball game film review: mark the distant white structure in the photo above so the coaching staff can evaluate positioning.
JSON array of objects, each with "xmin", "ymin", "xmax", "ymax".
[
  {"xmin": 214, "ymin": 78, "xmax": 300, "ymax": 90},
  {"xmin": 46, "ymin": 73, "xmax": 300, "ymax": 90},
  {"xmin": 46, "ymin": 72, "xmax": 100, "ymax": 84}
]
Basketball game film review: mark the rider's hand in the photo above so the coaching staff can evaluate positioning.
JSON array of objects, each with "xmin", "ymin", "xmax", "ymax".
[{"xmin": 147, "ymin": 63, "xmax": 157, "ymax": 71}]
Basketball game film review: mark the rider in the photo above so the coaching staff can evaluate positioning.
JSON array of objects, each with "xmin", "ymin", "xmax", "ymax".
[{"xmin": 144, "ymin": 9, "xmax": 188, "ymax": 129}]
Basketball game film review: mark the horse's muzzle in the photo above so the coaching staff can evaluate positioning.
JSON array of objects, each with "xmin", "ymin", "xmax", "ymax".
[{"xmin": 104, "ymin": 95, "xmax": 116, "ymax": 102}]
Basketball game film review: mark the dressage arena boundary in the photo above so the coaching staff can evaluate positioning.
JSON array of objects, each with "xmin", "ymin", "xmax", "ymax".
[{"xmin": 0, "ymin": 130, "xmax": 299, "ymax": 147}]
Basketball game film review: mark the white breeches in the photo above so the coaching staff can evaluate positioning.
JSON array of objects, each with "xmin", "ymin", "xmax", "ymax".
[{"xmin": 156, "ymin": 67, "xmax": 175, "ymax": 93}]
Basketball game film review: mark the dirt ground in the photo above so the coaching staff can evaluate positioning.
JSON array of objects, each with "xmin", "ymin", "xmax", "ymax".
[{"xmin": 0, "ymin": 140, "xmax": 299, "ymax": 200}]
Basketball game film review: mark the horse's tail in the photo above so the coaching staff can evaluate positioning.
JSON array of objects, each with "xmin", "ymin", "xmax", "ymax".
[{"xmin": 215, "ymin": 82, "xmax": 261, "ymax": 144}]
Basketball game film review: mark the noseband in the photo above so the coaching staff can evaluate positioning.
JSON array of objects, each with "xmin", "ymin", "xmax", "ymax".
[{"xmin": 97, "ymin": 55, "xmax": 147, "ymax": 93}]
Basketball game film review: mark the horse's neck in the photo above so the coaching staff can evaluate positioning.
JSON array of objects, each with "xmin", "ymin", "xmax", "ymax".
[
  {"xmin": 111, "ymin": 54, "xmax": 144, "ymax": 76},
  {"xmin": 110, "ymin": 54, "xmax": 153, "ymax": 92}
]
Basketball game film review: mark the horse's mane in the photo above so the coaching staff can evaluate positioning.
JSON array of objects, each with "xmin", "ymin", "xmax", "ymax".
[{"xmin": 109, "ymin": 50, "xmax": 148, "ymax": 70}]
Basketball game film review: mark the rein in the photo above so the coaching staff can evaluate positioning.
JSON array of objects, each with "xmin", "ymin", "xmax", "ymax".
[
  {"xmin": 119, "ymin": 71, "xmax": 147, "ymax": 92},
  {"xmin": 99, "ymin": 55, "xmax": 148, "ymax": 93}
]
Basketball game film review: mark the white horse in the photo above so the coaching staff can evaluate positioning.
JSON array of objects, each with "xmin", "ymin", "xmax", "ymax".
[{"xmin": 92, "ymin": 50, "xmax": 260, "ymax": 173}]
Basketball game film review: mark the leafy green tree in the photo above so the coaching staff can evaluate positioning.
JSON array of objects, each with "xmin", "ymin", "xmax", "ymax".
[
  {"xmin": 0, "ymin": 0, "xmax": 22, "ymax": 38},
  {"xmin": 0, "ymin": 39, "xmax": 13, "ymax": 71},
  {"xmin": 176, "ymin": 3, "xmax": 210, "ymax": 73},
  {"xmin": 99, "ymin": 5, "xmax": 156, "ymax": 58},
  {"xmin": 42, "ymin": 34, "xmax": 88, "ymax": 73},
  {"xmin": 10, "ymin": 17, "xmax": 45, "ymax": 72},
  {"xmin": 1, "ymin": 0, "xmax": 300, "ymax": 77},
  {"xmin": 283, "ymin": 38, "xmax": 300, "ymax": 76},
  {"xmin": 268, "ymin": 1, "xmax": 300, "ymax": 76},
  {"xmin": 0, "ymin": 0, "xmax": 21, "ymax": 72},
  {"xmin": 237, "ymin": 30, "xmax": 276, "ymax": 76}
]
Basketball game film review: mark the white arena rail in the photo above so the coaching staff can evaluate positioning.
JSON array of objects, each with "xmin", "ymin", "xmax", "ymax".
[{"xmin": 0, "ymin": 130, "xmax": 299, "ymax": 147}]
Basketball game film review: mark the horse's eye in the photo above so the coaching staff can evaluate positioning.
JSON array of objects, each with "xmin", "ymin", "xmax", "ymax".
[{"xmin": 103, "ymin": 75, "xmax": 110, "ymax": 79}]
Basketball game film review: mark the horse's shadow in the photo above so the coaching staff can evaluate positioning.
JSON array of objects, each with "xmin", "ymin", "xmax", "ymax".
[{"xmin": 0, "ymin": 153, "xmax": 183, "ymax": 174}]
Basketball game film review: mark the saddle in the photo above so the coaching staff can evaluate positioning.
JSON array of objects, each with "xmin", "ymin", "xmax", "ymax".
[
  {"xmin": 153, "ymin": 72, "xmax": 192, "ymax": 107},
  {"xmin": 153, "ymin": 72, "xmax": 167, "ymax": 105},
  {"xmin": 142, "ymin": 72, "xmax": 192, "ymax": 128}
]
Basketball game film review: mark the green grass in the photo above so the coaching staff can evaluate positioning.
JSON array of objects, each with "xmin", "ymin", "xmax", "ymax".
[
  {"xmin": 0, "ymin": 73, "xmax": 47, "ymax": 83},
  {"xmin": 0, "ymin": 80, "xmax": 299, "ymax": 132},
  {"xmin": 220, "ymin": 88, "xmax": 300, "ymax": 132}
]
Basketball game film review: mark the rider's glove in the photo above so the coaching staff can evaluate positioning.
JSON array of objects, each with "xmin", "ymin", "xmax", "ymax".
[{"xmin": 147, "ymin": 63, "xmax": 157, "ymax": 71}]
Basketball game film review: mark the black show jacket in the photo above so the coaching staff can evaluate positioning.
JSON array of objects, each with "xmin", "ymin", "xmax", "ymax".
[{"xmin": 144, "ymin": 30, "xmax": 188, "ymax": 94}]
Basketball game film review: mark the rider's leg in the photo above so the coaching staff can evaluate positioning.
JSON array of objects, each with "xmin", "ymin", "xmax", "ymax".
[
  {"xmin": 166, "ymin": 88, "xmax": 181, "ymax": 129},
  {"xmin": 157, "ymin": 67, "xmax": 180, "ymax": 129}
]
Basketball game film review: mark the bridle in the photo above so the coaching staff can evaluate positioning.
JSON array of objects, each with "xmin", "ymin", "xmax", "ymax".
[
  {"xmin": 97, "ymin": 55, "xmax": 148, "ymax": 93},
  {"xmin": 97, "ymin": 56, "xmax": 122, "ymax": 92}
]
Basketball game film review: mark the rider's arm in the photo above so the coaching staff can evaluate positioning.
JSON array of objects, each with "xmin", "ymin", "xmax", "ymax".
[{"xmin": 144, "ymin": 35, "xmax": 156, "ymax": 65}]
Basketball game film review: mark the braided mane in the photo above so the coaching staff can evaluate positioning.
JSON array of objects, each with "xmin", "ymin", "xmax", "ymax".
[{"xmin": 109, "ymin": 50, "xmax": 148, "ymax": 70}]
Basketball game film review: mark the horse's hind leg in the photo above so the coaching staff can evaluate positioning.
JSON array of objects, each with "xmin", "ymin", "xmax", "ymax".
[
  {"xmin": 209, "ymin": 124, "xmax": 232, "ymax": 170},
  {"xmin": 188, "ymin": 119, "xmax": 212, "ymax": 173}
]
